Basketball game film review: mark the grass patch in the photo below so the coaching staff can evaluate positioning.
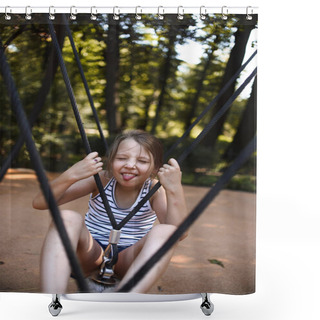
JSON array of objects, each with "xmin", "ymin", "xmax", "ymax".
[{"xmin": 182, "ymin": 172, "xmax": 256, "ymax": 193}]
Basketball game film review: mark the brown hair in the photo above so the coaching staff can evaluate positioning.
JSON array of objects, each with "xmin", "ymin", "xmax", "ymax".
[{"xmin": 106, "ymin": 130, "xmax": 163, "ymax": 177}]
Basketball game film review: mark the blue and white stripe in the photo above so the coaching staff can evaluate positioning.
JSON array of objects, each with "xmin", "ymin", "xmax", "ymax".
[{"xmin": 85, "ymin": 177, "xmax": 157, "ymax": 248}]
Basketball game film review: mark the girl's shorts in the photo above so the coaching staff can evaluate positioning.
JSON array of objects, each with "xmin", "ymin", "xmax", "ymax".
[
  {"xmin": 95, "ymin": 239, "xmax": 131, "ymax": 254},
  {"xmin": 70, "ymin": 240, "xmax": 130, "ymax": 279}
]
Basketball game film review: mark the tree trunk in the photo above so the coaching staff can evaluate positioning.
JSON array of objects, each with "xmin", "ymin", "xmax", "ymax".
[
  {"xmin": 151, "ymin": 26, "xmax": 177, "ymax": 135},
  {"xmin": 184, "ymin": 47, "xmax": 215, "ymax": 134},
  {"xmin": 223, "ymin": 77, "xmax": 257, "ymax": 162},
  {"xmin": 105, "ymin": 16, "xmax": 121, "ymax": 135},
  {"xmin": 0, "ymin": 22, "xmax": 66, "ymax": 179},
  {"xmin": 203, "ymin": 23, "xmax": 255, "ymax": 149}
]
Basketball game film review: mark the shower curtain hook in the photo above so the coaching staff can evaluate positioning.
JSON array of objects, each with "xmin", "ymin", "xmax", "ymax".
[
  {"xmin": 70, "ymin": 6, "xmax": 77, "ymax": 20},
  {"xmin": 135, "ymin": 6, "xmax": 142, "ymax": 20},
  {"xmin": 177, "ymin": 6, "xmax": 184, "ymax": 20},
  {"xmin": 113, "ymin": 6, "xmax": 120, "ymax": 20},
  {"xmin": 246, "ymin": 6, "xmax": 253, "ymax": 20},
  {"xmin": 221, "ymin": 6, "xmax": 228, "ymax": 20},
  {"xmin": 25, "ymin": 6, "xmax": 32, "ymax": 20},
  {"xmin": 200, "ymin": 6, "xmax": 207, "ymax": 20},
  {"xmin": 157, "ymin": 6, "xmax": 164, "ymax": 20},
  {"xmin": 90, "ymin": 6, "xmax": 98, "ymax": 20},
  {"xmin": 49, "ymin": 6, "xmax": 55, "ymax": 20},
  {"xmin": 4, "ymin": 6, "xmax": 12, "ymax": 20}
]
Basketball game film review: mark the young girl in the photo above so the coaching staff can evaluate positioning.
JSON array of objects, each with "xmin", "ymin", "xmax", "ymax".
[{"xmin": 33, "ymin": 130, "xmax": 188, "ymax": 294}]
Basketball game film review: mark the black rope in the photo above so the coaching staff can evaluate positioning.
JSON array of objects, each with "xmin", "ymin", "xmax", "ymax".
[
  {"xmin": 47, "ymin": 19, "xmax": 118, "ymax": 229},
  {"xmin": 178, "ymin": 67, "xmax": 257, "ymax": 163},
  {"xmin": 117, "ymin": 67, "xmax": 257, "ymax": 230},
  {"xmin": 62, "ymin": 15, "xmax": 108, "ymax": 154},
  {"xmin": 164, "ymin": 49, "xmax": 257, "ymax": 160},
  {"xmin": 118, "ymin": 135, "xmax": 256, "ymax": 292},
  {"xmin": 0, "ymin": 22, "xmax": 65, "ymax": 182},
  {"xmin": 1, "ymin": 20, "xmax": 256, "ymax": 292},
  {"xmin": 0, "ymin": 37, "xmax": 89, "ymax": 293}
]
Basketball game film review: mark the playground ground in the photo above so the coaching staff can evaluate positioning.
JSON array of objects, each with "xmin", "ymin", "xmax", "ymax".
[{"xmin": 0, "ymin": 168, "xmax": 255, "ymax": 295}]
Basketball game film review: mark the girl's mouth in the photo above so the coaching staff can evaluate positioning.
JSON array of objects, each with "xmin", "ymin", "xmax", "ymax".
[{"xmin": 121, "ymin": 173, "xmax": 137, "ymax": 181}]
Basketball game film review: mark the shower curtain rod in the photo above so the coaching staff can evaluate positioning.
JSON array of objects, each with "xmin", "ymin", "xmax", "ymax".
[{"xmin": 0, "ymin": 6, "xmax": 258, "ymax": 16}]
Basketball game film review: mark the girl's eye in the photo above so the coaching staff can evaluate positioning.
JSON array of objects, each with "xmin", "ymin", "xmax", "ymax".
[{"xmin": 138, "ymin": 159, "xmax": 149, "ymax": 164}]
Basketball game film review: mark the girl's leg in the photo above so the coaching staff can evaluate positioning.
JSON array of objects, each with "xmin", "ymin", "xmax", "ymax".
[
  {"xmin": 40, "ymin": 209, "xmax": 103, "ymax": 293},
  {"xmin": 115, "ymin": 224, "xmax": 177, "ymax": 293}
]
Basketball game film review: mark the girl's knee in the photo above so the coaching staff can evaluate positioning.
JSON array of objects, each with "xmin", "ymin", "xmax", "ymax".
[
  {"xmin": 150, "ymin": 224, "xmax": 188, "ymax": 242},
  {"xmin": 150, "ymin": 224, "xmax": 177, "ymax": 239},
  {"xmin": 50, "ymin": 209, "xmax": 83, "ymax": 230}
]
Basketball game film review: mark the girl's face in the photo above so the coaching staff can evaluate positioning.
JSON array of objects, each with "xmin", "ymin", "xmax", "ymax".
[{"xmin": 111, "ymin": 138, "xmax": 155, "ymax": 187}]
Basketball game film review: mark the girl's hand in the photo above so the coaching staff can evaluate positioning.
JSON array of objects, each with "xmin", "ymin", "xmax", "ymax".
[
  {"xmin": 33, "ymin": 152, "xmax": 103, "ymax": 210},
  {"xmin": 153, "ymin": 158, "xmax": 187, "ymax": 235},
  {"xmin": 157, "ymin": 158, "xmax": 182, "ymax": 193},
  {"xmin": 67, "ymin": 152, "xmax": 103, "ymax": 182}
]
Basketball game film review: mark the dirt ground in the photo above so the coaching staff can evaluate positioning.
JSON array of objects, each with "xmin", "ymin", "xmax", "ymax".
[{"xmin": 0, "ymin": 168, "xmax": 256, "ymax": 295}]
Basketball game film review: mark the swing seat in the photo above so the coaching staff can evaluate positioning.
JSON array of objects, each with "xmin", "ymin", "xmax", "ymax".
[
  {"xmin": 86, "ymin": 278, "xmax": 117, "ymax": 293},
  {"xmin": 87, "ymin": 274, "xmax": 120, "ymax": 293}
]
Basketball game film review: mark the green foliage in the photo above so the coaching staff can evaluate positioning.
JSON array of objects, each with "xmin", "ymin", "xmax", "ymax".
[
  {"xmin": 1, "ymin": 15, "xmax": 257, "ymax": 192},
  {"xmin": 208, "ymin": 259, "xmax": 225, "ymax": 268}
]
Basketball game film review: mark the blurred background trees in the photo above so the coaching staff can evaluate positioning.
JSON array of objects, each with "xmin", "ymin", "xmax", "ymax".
[{"xmin": 0, "ymin": 14, "xmax": 257, "ymax": 191}]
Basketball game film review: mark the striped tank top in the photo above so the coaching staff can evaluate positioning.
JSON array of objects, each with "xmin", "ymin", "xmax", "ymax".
[{"xmin": 84, "ymin": 177, "xmax": 157, "ymax": 248}]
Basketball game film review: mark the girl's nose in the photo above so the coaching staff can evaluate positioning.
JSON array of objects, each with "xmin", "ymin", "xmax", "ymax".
[{"xmin": 125, "ymin": 160, "xmax": 136, "ymax": 168}]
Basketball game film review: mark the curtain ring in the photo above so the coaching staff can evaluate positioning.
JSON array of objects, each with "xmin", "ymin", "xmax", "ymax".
[
  {"xmin": 25, "ymin": 6, "xmax": 32, "ymax": 20},
  {"xmin": 113, "ymin": 6, "xmax": 120, "ymax": 20},
  {"xmin": 177, "ymin": 6, "xmax": 184, "ymax": 20},
  {"xmin": 135, "ymin": 6, "xmax": 142, "ymax": 20},
  {"xmin": 221, "ymin": 6, "xmax": 228, "ymax": 20},
  {"xmin": 90, "ymin": 6, "xmax": 97, "ymax": 20},
  {"xmin": 157, "ymin": 6, "xmax": 164, "ymax": 20},
  {"xmin": 200, "ymin": 6, "xmax": 207, "ymax": 20},
  {"xmin": 5, "ymin": 6, "xmax": 12, "ymax": 21},
  {"xmin": 49, "ymin": 6, "xmax": 55, "ymax": 20},
  {"xmin": 246, "ymin": 6, "xmax": 253, "ymax": 20},
  {"xmin": 70, "ymin": 6, "xmax": 77, "ymax": 20}
]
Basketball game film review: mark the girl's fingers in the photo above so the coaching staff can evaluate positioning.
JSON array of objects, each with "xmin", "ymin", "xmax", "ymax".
[
  {"xmin": 85, "ymin": 153, "xmax": 102, "ymax": 167},
  {"xmin": 87, "ymin": 151, "xmax": 99, "ymax": 159},
  {"xmin": 93, "ymin": 157, "xmax": 102, "ymax": 164},
  {"xmin": 167, "ymin": 158, "xmax": 179, "ymax": 167},
  {"xmin": 160, "ymin": 159, "xmax": 180, "ymax": 171}
]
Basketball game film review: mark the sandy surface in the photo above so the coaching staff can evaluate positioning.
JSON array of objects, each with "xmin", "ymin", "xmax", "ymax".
[{"xmin": 0, "ymin": 169, "xmax": 255, "ymax": 295}]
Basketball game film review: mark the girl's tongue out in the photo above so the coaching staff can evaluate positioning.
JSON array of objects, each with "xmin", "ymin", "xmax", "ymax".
[{"xmin": 122, "ymin": 173, "xmax": 136, "ymax": 181}]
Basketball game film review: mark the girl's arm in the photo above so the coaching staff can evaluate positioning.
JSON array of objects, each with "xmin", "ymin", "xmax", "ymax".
[
  {"xmin": 151, "ymin": 158, "xmax": 188, "ymax": 239},
  {"xmin": 32, "ymin": 152, "xmax": 104, "ymax": 210}
]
